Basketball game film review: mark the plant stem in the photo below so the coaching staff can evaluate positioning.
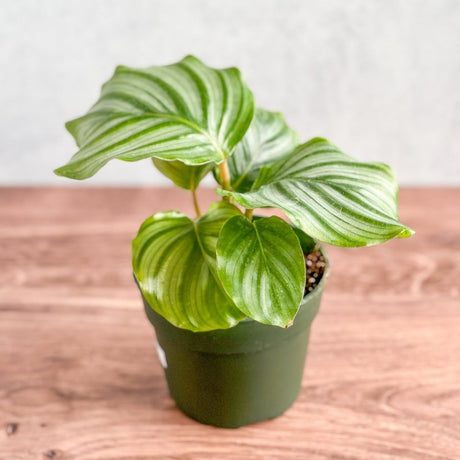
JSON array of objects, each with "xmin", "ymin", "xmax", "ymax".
[
  {"xmin": 218, "ymin": 161, "xmax": 231, "ymax": 190},
  {"xmin": 218, "ymin": 160, "xmax": 231, "ymax": 202},
  {"xmin": 192, "ymin": 189, "xmax": 201, "ymax": 217},
  {"xmin": 245, "ymin": 208, "xmax": 253, "ymax": 220}
]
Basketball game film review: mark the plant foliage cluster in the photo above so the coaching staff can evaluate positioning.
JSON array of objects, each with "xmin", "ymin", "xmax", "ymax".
[{"xmin": 56, "ymin": 56, "xmax": 413, "ymax": 331}]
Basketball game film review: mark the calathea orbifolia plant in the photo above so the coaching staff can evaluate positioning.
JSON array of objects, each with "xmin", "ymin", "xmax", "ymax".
[{"xmin": 55, "ymin": 56, "xmax": 414, "ymax": 332}]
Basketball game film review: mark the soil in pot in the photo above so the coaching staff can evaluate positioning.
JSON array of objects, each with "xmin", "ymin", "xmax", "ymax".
[{"xmin": 304, "ymin": 248, "xmax": 327, "ymax": 295}]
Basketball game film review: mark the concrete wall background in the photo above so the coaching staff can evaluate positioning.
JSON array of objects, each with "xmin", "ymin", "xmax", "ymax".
[{"xmin": 1, "ymin": 0, "xmax": 459, "ymax": 186}]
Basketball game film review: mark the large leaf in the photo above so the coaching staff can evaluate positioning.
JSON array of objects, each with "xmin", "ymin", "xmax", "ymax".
[
  {"xmin": 216, "ymin": 215, "xmax": 305, "ymax": 327},
  {"xmin": 55, "ymin": 55, "xmax": 254, "ymax": 179},
  {"xmin": 226, "ymin": 108, "xmax": 299, "ymax": 192},
  {"xmin": 152, "ymin": 158, "xmax": 213, "ymax": 190},
  {"xmin": 132, "ymin": 202, "xmax": 245, "ymax": 332},
  {"xmin": 219, "ymin": 138, "xmax": 414, "ymax": 247}
]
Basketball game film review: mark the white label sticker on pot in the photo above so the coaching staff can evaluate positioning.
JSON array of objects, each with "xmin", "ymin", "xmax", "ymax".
[{"xmin": 156, "ymin": 341, "xmax": 167, "ymax": 369}]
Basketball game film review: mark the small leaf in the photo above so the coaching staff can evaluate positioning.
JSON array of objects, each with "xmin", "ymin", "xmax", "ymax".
[
  {"xmin": 55, "ymin": 56, "xmax": 254, "ymax": 179},
  {"xmin": 292, "ymin": 227, "xmax": 317, "ymax": 253},
  {"xmin": 227, "ymin": 108, "xmax": 299, "ymax": 192},
  {"xmin": 132, "ymin": 202, "xmax": 245, "ymax": 331},
  {"xmin": 216, "ymin": 215, "xmax": 306, "ymax": 327},
  {"xmin": 219, "ymin": 138, "xmax": 414, "ymax": 247},
  {"xmin": 152, "ymin": 158, "xmax": 213, "ymax": 190}
]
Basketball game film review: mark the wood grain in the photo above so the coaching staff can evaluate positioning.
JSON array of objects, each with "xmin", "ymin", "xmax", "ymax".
[{"xmin": 0, "ymin": 187, "xmax": 459, "ymax": 459}]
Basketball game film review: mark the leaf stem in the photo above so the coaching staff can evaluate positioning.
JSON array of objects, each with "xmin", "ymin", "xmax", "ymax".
[
  {"xmin": 218, "ymin": 160, "xmax": 231, "ymax": 202},
  {"xmin": 245, "ymin": 208, "xmax": 253, "ymax": 220},
  {"xmin": 218, "ymin": 161, "xmax": 231, "ymax": 190},
  {"xmin": 192, "ymin": 189, "xmax": 201, "ymax": 217}
]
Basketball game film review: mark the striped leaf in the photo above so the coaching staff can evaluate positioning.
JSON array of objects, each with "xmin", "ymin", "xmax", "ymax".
[
  {"xmin": 216, "ymin": 215, "xmax": 306, "ymax": 327},
  {"xmin": 152, "ymin": 158, "xmax": 213, "ymax": 190},
  {"xmin": 55, "ymin": 55, "xmax": 254, "ymax": 179},
  {"xmin": 227, "ymin": 109, "xmax": 299, "ymax": 192},
  {"xmin": 219, "ymin": 138, "xmax": 414, "ymax": 247},
  {"xmin": 132, "ymin": 202, "xmax": 245, "ymax": 332}
]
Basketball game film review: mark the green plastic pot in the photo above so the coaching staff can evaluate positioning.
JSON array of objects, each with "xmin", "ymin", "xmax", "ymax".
[{"xmin": 138, "ymin": 254, "xmax": 329, "ymax": 428}]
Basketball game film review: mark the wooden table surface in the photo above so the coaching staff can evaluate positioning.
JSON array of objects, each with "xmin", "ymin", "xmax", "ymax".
[{"xmin": 0, "ymin": 187, "xmax": 459, "ymax": 459}]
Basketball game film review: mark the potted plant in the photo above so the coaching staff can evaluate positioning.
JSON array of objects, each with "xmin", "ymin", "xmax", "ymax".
[{"xmin": 55, "ymin": 56, "xmax": 414, "ymax": 428}]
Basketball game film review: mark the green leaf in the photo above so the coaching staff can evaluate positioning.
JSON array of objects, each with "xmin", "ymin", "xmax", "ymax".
[
  {"xmin": 292, "ymin": 227, "xmax": 317, "ymax": 253},
  {"xmin": 55, "ymin": 55, "xmax": 254, "ymax": 179},
  {"xmin": 219, "ymin": 138, "xmax": 414, "ymax": 247},
  {"xmin": 226, "ymin": 108, "xmax": 299, "ymax": 192},
  {"xmin": 152, "ymin": 158, "xmax": 213, "ymax": 190},
  {"xmin": 132, "ymin": 202, "xmax": 245, "ymax": 332},
  {"xmin": 253, "ymin": 215, "xmax": 317, "ymax": 253},
  {"xmin": 216, "ymin": 215, "xmax": 306, "ymax": 327}
]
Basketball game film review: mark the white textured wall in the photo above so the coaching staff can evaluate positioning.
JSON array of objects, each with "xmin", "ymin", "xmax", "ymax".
[{"xmin": 2, "ymin": 0, "xmax": 459, "ymax": 186}]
